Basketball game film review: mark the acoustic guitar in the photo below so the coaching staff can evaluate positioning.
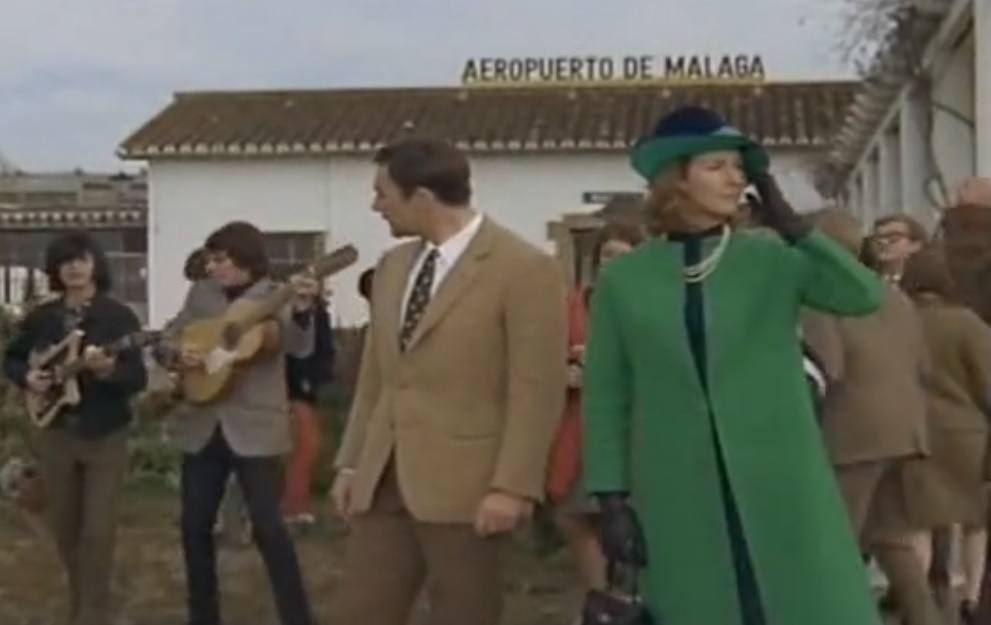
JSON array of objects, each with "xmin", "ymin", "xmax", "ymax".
[
  {"xmin": 26, "ymin": 329, "xmax": 161, "ymax": 428},
  {"xmin": 178, "ymin": 244, "xmax": 358, "ymax": 404}
]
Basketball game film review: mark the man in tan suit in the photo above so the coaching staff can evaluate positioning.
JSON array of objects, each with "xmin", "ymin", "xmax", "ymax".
[{"xmin": 330, "ymin": 138, "xmax": 567, "ymax": 625}]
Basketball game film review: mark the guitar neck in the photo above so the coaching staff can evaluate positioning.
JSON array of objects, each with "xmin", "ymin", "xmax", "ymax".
[
  {"xmin": 55, "ymin": 331, "xmax": 156, "ymax": 380},
  {"xmin": 233, "ymin": 245, "xmax": 357, "ymax": 328}
]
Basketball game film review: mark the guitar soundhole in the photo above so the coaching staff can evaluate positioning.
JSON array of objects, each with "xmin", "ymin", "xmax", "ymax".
[
  {"xmin": 36, "ymin": 380, "xmax": 68, "ymax": 414},
  {"xmin": 30, "ymin": 346, "xmax": 79, "ymax": 421},
  {"xmin": 222, "ymin": 323, "xmax": 242, "ymax": 349}
]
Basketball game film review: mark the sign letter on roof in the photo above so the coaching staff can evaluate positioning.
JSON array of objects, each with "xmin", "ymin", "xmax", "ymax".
[{"xmin": 461, "ymin": 54, "xmax": 766, "ymax": 87}]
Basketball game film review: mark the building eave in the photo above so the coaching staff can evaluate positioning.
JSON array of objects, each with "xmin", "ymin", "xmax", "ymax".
[{"xmin": 820, "ymin": 0, "xmax": 970, "ymax": 194}]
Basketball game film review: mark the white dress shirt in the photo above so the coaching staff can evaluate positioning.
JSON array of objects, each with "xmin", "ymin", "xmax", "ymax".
[{"xmin": 400, "ymin": 212, "xmax": 484, "ymax": 321}]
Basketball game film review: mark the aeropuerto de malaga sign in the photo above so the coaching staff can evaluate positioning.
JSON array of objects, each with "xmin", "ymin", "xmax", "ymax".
[{"xmin": 461, "ymin": 54, "xmax": 766, "ymax": 87}]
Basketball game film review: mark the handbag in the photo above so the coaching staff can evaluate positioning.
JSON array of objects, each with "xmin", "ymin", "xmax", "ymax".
[{"xmin": 580, "ymin": 560, "xmax": 656, "ymax": 625}]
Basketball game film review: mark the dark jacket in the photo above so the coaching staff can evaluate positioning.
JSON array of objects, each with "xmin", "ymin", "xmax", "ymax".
[
  {"xmin": 3, "ymin": 294, "xmax": 147, "ymax": 438},
  {"xmin": 802, "ymin": 340, "xmax": 828, "ymax": 421},
  {"xmin": 285, "ymin": 300, "xmax": 334, "ymax": 402}
]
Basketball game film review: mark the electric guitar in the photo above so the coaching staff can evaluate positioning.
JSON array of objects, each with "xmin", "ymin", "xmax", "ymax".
[
  {"xmin": 178, "ymin": 244, "xmax": 358, "ymax": 404},
  {"xmin": 25, "ymin": 329, "xmax": 161, "ymax": 428}
]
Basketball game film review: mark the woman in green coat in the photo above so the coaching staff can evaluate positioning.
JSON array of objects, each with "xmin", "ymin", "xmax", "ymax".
[{"xmin": 582, "ymin": 106, "xmax": 885, "ymax": 625}]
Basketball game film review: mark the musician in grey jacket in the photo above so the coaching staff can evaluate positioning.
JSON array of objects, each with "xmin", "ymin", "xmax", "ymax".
[{"xmin": 163, "ymin": 221, "xmax": 317, "ymax": 625}]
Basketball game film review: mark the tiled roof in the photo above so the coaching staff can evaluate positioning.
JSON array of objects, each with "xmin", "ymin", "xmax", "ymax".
[
  {"xmin": 0, "ymin": 206, "xmax": 145, "ymax": 229},
  {"xmin": 118, "ymin": 82, "xmax": 858, "ymax": 159}
]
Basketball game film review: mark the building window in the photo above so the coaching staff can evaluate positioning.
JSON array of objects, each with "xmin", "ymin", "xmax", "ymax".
[
  {"xmin": 0, "ymin": 228, "xmax": 148, "ymax": 316},
  {"xmin": 263, "ymin": 231, "xmax": 325, "ymax": 279},
  {"xmin": 82, "ymin": 182, "xmax": 113, "ymax": 191},
  {"xmin": 23, "ymin": 191, "xmax": 78, "ymax": 207},
  {"xmin": 106, "ymin": 251, "xmax": 147, "ymax": 310}
]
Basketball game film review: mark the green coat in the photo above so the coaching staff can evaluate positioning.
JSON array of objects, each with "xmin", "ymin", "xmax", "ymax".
[{"xmin": 583, "ymin": 229, "xmax": 883, "ymax": 625}]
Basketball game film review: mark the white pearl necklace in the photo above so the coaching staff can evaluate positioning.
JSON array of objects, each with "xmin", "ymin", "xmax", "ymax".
[{"xmin": 680, "ymin": 224, "xmax": 731, "ymax": 283}]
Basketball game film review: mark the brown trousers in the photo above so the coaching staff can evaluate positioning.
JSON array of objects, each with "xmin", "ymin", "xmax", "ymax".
[
  {"xmin": 836, "ymin": 460, "xmax": 943, "ymax": 625},
  {"xmin": 331, "ymin": 464, "xmax": 504, "ymax": 625},
  {"xmin": 978, "ymin": 506, "xmax": 991, "ymax": 621},
  {"xmin": 38, "ymin": 428, "xmax": 128, "ymax": 625}
]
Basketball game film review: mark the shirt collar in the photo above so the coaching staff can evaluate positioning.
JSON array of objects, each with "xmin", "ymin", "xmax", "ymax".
[{"xmin": 426, "ymin": 212, "xmax": 484, "ymax": 265}]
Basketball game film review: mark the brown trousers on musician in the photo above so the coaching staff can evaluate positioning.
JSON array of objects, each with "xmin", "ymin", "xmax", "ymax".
[
  {"xmin": 837, "ymin": 460, "xmax": 943, "ymax": 625},
  {"xmin": 38, "ymin": 428, "xmax": 128, "ymax": 625},
  {"xmin": 331, "ymin": 464, "xmax": 504, "ymax": 625}
]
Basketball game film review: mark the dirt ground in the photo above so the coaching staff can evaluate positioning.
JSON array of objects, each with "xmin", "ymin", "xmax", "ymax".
[
  {"xmin": 2, "ymin": 486, "xmax": 964, "ymax": 625},
  {"xmin": 0, "ymin": 486, "xmax": 581, "ymax": 625}
]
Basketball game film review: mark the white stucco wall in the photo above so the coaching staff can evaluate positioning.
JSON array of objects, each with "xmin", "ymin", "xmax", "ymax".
[
  {"xmin": 930, "ymin": 31, "xmax": 976, "ymax": 197},
  {"xmin": 842, "ymin": 18, "xmax": 978, "ymax": 231},
  {"xmin": 147, "ymin": 159, "xmax": 335, "ymax": 327},
  {"xmin": 977, "ymin": 0, "xmax": 991, "ymax": 174},
  {"xmin": 147, "ymin": 149, "xmax": 825, "ymax": 327}
]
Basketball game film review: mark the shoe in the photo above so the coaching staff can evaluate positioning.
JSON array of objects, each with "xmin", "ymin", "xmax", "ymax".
[
  {"xmin": 877, "ymin": 590, "xmax": 898, "ymax": 613},
  {"xmin": 297, "ymin": 512, "xmax": 316, "ymax": 524},
  {"xmin": 284, "ymin": 513, "xmax": 317, "ymax": 527},
  {"xmin": 960, "ymin": 600, "xmax": 976, "ymax": 625},
  {"xmin": 931, "ymin": 581, "xmax": 952, "ymax": 609},
  {"xmin": 240, "ymin": 526, "xmax": 253, "ymax": 545}
]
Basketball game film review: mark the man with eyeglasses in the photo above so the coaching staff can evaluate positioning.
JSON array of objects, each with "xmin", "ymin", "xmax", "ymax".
[{"xmin": 870, "ymin": 215, "xmax": 927, "ymax": 285}]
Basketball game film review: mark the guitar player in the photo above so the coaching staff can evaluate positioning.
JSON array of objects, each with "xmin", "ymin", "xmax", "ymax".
[
  {"xmin": 162, "ymin": 221, "xmax": 317, "ymax": 625},
  {"xmin": 3, "ymin": 230, "xmax": 148, "ymax": 625}
]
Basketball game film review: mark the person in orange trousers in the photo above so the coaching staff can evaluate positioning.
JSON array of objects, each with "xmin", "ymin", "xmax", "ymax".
[
  {"xmin": 283, "ymin": 291, "xmax": 335, "ymax": 526},
  {"xmin": 545, "ymin": 221, "xmax": 643, "ymax": 600}
]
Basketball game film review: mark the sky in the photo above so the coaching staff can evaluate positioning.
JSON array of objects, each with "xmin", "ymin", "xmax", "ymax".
[{"xmin": 0, "ymin": 0, "xmax": 858, "ymax": 172}]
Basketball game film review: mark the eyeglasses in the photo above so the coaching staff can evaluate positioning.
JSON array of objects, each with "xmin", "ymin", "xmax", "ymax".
[{"xmin": 871, "ymin": 232, "xmax": 910, "ymax": 244}]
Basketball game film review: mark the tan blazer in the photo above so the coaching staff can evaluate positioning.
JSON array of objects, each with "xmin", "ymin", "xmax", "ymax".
[
  {"xmin": 336, "ymin": 217, "xmax": 568, "ymax": 523},
  {"xmin": 802, "ymin": 284, "xmax": 930, "ymax": 466}
]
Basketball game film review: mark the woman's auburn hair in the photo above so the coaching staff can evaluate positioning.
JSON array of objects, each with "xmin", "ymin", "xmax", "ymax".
[{"xmin": 643, "ymin": 163, "xmax": 750, "ymax": 235}]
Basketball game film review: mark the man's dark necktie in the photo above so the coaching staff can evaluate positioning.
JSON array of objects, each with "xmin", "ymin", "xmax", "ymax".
[{"xmin": 399, "ymin": 249, "xmax": 439, "ymax": 351}]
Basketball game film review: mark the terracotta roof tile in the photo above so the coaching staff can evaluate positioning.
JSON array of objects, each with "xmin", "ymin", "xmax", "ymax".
[{"xmin": 118, "ymin": 82, "xmax": 858, "ymax": 159}]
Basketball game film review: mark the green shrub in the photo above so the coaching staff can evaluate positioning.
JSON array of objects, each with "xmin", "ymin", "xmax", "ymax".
[{"xmin": 0, "ymin": 317, "xmax": 361, "ymax": 494}]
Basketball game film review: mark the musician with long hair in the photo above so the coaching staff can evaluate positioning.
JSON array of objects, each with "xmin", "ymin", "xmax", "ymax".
[
  {"xmin": 164, "ymin": 221, "xmax": 317, "ymax": 625},
  {"xmin": 3, "ymin": 230, "xmax": 147, "ymax": 625}
]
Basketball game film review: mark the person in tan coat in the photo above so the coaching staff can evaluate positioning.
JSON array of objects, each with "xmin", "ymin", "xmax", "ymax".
[
  {"xmin": 329, "ymin": 138, "xmax": 567, "ymax": 625},
  {"xmin": 901, "ymin": 249, "xmax": 991, "ymax": 624},
  {"xmin": 802, "ymin": 208, "xmax": 941, "ymax": 625}
]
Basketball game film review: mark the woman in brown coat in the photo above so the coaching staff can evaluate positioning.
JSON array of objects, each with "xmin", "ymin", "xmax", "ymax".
[{"xmin": 902, "ymin": 250, "xmax": 991, "ymax": 623}]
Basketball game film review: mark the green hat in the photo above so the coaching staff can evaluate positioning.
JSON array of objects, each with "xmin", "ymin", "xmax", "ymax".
[{"xmin": 631, "ymin": 106, "xmax": 769, "ymax": 182}]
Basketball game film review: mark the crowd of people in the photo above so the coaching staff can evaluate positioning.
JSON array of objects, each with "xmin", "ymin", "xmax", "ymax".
[{"xmin": 3, "ymin": 105, "xmax": 991, "ymax": 625}]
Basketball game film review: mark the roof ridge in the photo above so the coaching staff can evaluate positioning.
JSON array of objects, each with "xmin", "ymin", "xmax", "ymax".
[{"xmin": 172, "ymin": 79, "xmax": 860, "ymax": 99}]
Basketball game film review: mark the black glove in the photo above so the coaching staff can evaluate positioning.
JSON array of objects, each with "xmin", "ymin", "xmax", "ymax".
[
  {"xmin": 750, "ymin": 172, "xmax": 812, "ymax": 243},
  {"xmin": 596, "ymin": 493, "xmax": 648, "ymax": 567}
]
